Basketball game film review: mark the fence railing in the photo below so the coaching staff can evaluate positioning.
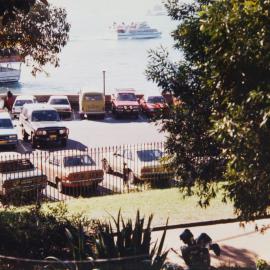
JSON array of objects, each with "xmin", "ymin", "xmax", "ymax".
[{"xmin": 0, "ymin": 142, "xmax": 178, "ymax": 205}]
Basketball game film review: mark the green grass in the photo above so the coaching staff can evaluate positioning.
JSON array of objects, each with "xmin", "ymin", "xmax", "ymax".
[{"xmin": 41, "ymin": 188, "xmax": 235, "ymax": 227}]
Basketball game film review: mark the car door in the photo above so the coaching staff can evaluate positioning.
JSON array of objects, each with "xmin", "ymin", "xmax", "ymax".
[
  {"xmin": 21, "ymin": 109, "xmax": 32, "ymax": 135},
  {"xmin": 46, "ymin": 156, "xmax": 61, "ymax": 184},
  {"xmin": 111, "ymin": 149, "xmax": 125, "ymax": 173}
]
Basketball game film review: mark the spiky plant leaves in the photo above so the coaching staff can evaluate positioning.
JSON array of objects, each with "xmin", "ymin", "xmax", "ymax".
[
  {"xmin": 142, "ymin": 214, "xmax": 154, "ymax": 255},
  {"xmin": 156, "ymin": 219, "xmax": 168, "ymax": 258},
  {"xmin": 110, "ymin": 209, "xmax": 125, "ymax": 256},
  {"xmin": 123, "ymin": 218, "xmax": 133, "ymax": 256},
  {"xmin": 150, "ymin": 241, "xmax": 158, "ymax": 259},
  {"xmin": 132, "ymin": 210, "xmax": 144, "ymax": 255},
  {"xmin": 65, "ymin": 228, "xmax": 76, "ymax": 261}
]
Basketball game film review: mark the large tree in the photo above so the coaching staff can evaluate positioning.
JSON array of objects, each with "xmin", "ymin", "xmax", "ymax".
[
  {"xmin": 0, "ymin": 0, "xmax": 70, "ymax": 74},
  {"xmin": 146, "ymin": 0, "xmax": 270, "ymax": 220}
]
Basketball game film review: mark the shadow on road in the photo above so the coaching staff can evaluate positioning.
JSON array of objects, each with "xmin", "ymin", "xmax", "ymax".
[
  {"xmin": 10, "ymin": 139, "xmax": 88, "ymax": 155},
  {"xmin": 213, "ymin": 244, "xmax": 257, "ymax": 268}
]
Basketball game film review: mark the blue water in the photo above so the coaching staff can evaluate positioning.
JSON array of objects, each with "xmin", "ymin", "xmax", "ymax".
[{"xmin": 0, "ymin": 0, "xmax": 178, "ymax": 96}]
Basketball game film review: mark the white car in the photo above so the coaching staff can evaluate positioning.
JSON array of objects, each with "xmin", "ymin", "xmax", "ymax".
[
  {"xmin": 47, "ymin": 95, "xmax": 72, "ymax": 119},
  {"xmin": 101, "ymin": 145, "xmax": 174, "ymax": 183},
  {"xmin": 19, "ymin": 104, "xmax": 69, "ymax": 148},
  {"xmin": 12, "ymin": 95, "xmax": 37, "ymax": 119},
  {"xmin": 0, "ymin": 111, "xmax": 18, "ymax": 148}
]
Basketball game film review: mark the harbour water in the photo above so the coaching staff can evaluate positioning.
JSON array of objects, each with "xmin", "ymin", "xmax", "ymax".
[{"xmin": 0, "ymin": 0, "xmax": 179, "ymax": 96}]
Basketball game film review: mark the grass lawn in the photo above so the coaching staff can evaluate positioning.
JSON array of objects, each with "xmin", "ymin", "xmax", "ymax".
[{"xmin": 42, "ymin": 188, "xmax": 235, "ymax": 227}]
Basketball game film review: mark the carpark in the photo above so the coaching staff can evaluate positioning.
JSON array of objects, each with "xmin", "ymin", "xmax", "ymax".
[{"xmin": 0, "ymin": 95, "xmax": 168, "ymax": 202}]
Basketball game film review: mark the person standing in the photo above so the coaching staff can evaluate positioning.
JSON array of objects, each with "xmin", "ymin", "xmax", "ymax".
[{"xmin": 4, "ymin": 91, "xmax": 15, "ymax": 112}]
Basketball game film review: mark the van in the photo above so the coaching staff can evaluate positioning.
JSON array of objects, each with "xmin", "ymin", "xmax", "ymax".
[{"xmin": 79, "ymin": 91, "xmax": 105, "ymax": 119}]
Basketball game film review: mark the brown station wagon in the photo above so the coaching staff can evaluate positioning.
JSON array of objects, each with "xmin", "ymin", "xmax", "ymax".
[{"xmin": 43, "ymin": 151, "xmax": 104, "ymax": 192}]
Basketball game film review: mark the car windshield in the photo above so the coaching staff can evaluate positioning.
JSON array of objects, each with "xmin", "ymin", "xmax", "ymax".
[
  {"xmin": 84, "ymin": 94, "xmax": 103, "ymax": 101},
  {"xmin": 15, "ymin": 100, "xmax": 33, "ymax": 107},
  {"xmin": 117, "ymin": 93, "xmax": 137, "ymax": 101},
  {"xmin": 64, "ymin": 155, "xmax": 95, "ymax": 167},
  {"xmin": 50, "ymin": 98, "xmax": 69, "ymax": 105},
  {"xmin": 0, "ymin": 119, "xmax": 13, "ymax": 129},
  {"xmin": 147, "ymin": 97, "xmax": 165, "ymax": 103},
  {"xmin": 31, "ymin": 110, "xmax": 60, "ymax": 122},
  {"xmin": 137, "ymin": 150, "xmax": 163, "ymax": 162}
]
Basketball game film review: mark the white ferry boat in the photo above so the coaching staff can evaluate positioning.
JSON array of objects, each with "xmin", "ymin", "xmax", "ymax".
[
  {"xmin": 0, "ymin": 55, "xmax": 22, "ymax": 83},
  {"xmin": 110, "ymin": 22, "xmax": 162, "ymax": 40}
]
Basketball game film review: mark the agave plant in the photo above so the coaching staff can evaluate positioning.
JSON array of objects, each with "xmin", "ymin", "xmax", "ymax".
[
  {"xmin": 93, "ymin": 210, "xmax": 153, "ymax": 258},
  {"xmin": 42, "ymin": 210, "xmax": 170, "ymax": 270},
  {"xmin": 93, "ymin": 210, "xmax": 169, "ymax": 270}
]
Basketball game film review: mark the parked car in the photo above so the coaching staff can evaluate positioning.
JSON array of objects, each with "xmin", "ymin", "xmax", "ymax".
[
  {"xmin": 0, "ymin": 111, "xmax": 18, "ymax": 149},
  {"xmin": 139, "ymin": 95, "xmax": 168, "ymax": 117},
  {"xmin": 79, "ymin": 91, "xmax": 105, "ymax": 119},
  {"xmin": 19, "ymin": 104, "xmax": 69, "ymax": 148},
  {"xmin": 47, "ymin": 95, "xmax": 72, "ymax": 119},
  {"xmin": 11, "ymin": 95, "xmax": 37, "ymax": 119},
  {"xmin": 101, "ymin": 145, "xmax": 174, "ymax": 183},
  {"xmin": 0, "ymin": 156, "xmax": 47, "ymax": 197},
  {"xmin": 43, "ymin": 151, "xmax": 104, "ymax": 192},
  {"xmin": 111, "ymin": 89, "xmax": 140, "ymax": 119}
]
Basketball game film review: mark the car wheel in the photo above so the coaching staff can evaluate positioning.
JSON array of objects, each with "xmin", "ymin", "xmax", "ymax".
[
  {"xmin": 102, "ymin": 159, "xmax": 112, "ymax": 173},
  {"xmin": 57, "ymin": 180, "xmax": 63, "ymax": 193},
  {"xmin": 31, "ymin": 136, "xmax": 38, "ymax": 148},
  {"xmin": 22, "ymin": 129, "xmax": 28, "ymax": 142},
  {"xmin": 61, "ymin": 139, "xmax": 67, "ymax": 148},
  {"xmin": 91, "ymin": 182, "xmax": 99, "ymax": 190},
  {"xmin": 10, "ymin": 143, "xmax": 17, "ymax": 150}
]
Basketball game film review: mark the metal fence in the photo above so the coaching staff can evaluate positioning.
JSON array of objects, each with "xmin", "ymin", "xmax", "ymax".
[{"xmin": 0, "ymin": 142, "xmax": 177, "ymax": 205}]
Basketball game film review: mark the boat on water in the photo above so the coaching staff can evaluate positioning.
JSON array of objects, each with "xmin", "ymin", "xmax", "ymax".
[
  {"xmin": 0, "ymin": 55, "xmax": 22, "ymax": 84},
  {"xmin": 110, "ymin": 22, "xmax": 162, "ymax": 40}
]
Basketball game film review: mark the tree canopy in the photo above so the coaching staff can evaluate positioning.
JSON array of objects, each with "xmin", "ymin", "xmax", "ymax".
[
  {"xmin": 0, "ymin": 0, "xmax": 70, "ymax": 74},
  {"xmin": 146, "ymin": 0, "xmax": 270, "ymax": 220},
  {"xmin": 0, "ymin": 0, "xmax": 48, "ymax": 25}
]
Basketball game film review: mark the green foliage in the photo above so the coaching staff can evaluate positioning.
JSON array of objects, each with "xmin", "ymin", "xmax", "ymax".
[
  {"xmin": 146, "ymin": 0, "xmax": 270, "ymax": 220},
  {"xmin": 94, "ymin": 210, "xmax": 154, "ymax": 258},
  {"xmin": 256, "ymin": 258, "xmax": 270, "ymax": 270},
  {"xmin": 0, "ymin": 205, "xmax": 170, "ymax": 270},
  {"xmin": 91, "ymin": 210, "xmax": 169, "ymax": 270},
  {"xmin": 0, "ymin": 0, "xmax": 48, "ymax": 25},
  {"xmin": 0, "ymin": 1, "xmax": 70, "ymax": 75},
  {"xmin": 0, "ymin": 203, "xmax": 93, "ymax": 261}
]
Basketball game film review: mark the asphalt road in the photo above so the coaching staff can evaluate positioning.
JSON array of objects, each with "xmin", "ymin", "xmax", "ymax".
[{"xmin": 10, "ymin": 113, "xmax": 165, "ymax": 153}]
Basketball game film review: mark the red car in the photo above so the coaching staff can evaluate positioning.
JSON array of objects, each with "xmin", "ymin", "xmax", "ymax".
[
  {"xmin": 111, "ymin": 89, "xmax": 140, "ymax": 119},
  {"xmin": 140, "ymin": 95, "xmax": 167, "ymax": 117}
]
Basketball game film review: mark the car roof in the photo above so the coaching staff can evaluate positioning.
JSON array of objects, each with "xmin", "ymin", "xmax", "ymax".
[
  {"xmin": 145, "ymin": 95, "xmax": 164, "ymax": 100},
  {"xmin": 0, "ymin": 111, "xmax": 11, "ymax": 118},
  {"xmin": 49, "ymin": 95, "xmax": 69, "ymax": 99},
  {"xmin": 23, "ymin": 103, "xmax": 56, "ymax": 112},
  {"xmin": 115, "ymin": 88, "xmax": 136, "ymax": 94},
  {"xmin": 49, "ymin": 150, "xmax": 90, "ymax": 158},
  {"xmin": 81, "ymin": 91, "xmax": 104, "ymax": 95},
  {"xmin": 15, "ymin": 95, "xmax": 35, "ymax": 100}
]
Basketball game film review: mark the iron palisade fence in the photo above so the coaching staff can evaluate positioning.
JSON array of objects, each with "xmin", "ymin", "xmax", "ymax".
[{"xmin": 0, "ymin": 142, "xmax": 177, "ymax": 205}]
